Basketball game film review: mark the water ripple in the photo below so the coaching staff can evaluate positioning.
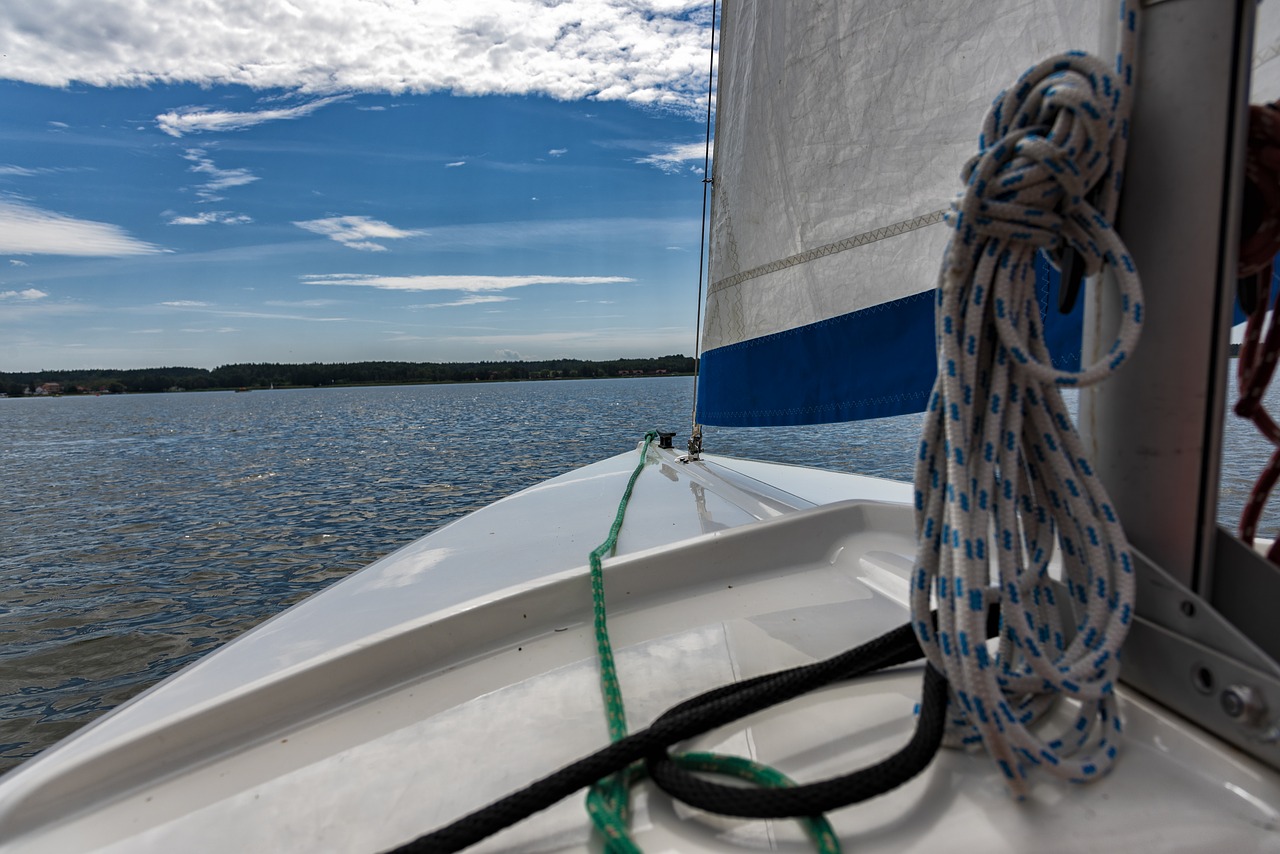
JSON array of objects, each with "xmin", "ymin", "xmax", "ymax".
[{"xmin": 0, "ymin": 376, "xmax": 1274, "ymax": 775}]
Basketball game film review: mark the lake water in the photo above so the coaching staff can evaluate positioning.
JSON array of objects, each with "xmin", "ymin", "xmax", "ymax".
[{"xmin": 2, "ymin": 374, "xmax": 1276, "ymax": 775}]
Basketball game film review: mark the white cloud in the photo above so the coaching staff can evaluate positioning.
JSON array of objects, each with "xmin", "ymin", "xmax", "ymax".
[
  {"xmin": 9, "ymin": 259, "xmax": 28, "ymax": 266},
  {"xmin": 302, "ymin": 273, "xmax": 634, "ymax": 292},
  {"xmin": 265, "ymin": 298, "xmax": 342, "ymax": 307},
  {"xmin": 182, "ymin": 149, "xmax": 259, "ymax": 202},
  {"xmin": 415, "ymin": 294, "xmax": 516, "ymax": 308},
  {"xmin": 0, "ymin": 288, "xmax": 48, "ymax": 300},
  {"xmin": 353, "ymin": 214, "xmax": 695, "ymax": 251},
  {"xmin": 0, "ymin": 164, "xmax": 64, "ymax": 177},
  {"xmin": 168, "ymin": 210, "xmax": 253, "ymax": 225},
  {"xmin": 130, "ymin": 328, "xmax": 165, "ymax": 334},
  {"xmin": 0, "ymin": 199, "xmax": 163, "ymax": 256},
  {"xmin": 0, "ymin": 300, "xmax": 92, "ymax": 326},
  {"xmin": 1, "ymin": 2, "xmax": 716, "ymax": 111},
  {"xmin": 445, "ymin": 161, "xmax": 466, "ymax": 168},
  {"xmin": 637, "ymin": 141, "xmax": 708, "ymax": 174},
  {"xmin": 548, "ymin": 148, "xmax": 568, "ymax": 157},
  {"xmin": 48, "ymin": 121, "xmax": 69, "ymax": 129},
  {"xmin": 293, "ymin": 215, "xmax": 421, "ymax": 251},
  {"xmin": 160, "ymin": 300, "xmax": 211, "ymax": 307},
  {"xmin": 199, "ymin": 308, "xmax": 354, "ymax": 322},
  {"xmin": 495, "ymin": 348, "xmax": 521, "ymax": 360},
  {"xmin": 157, "ymin": 97, "xmax": 348, "ymax": 137}
]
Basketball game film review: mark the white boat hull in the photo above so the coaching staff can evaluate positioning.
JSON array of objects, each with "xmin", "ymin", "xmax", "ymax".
[{"xmin": 1, "ymin": 447, "xmax": 1277, "ymax": 852}]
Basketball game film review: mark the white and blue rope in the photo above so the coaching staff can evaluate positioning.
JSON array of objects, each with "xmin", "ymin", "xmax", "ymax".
[{"xmin": 910, "ymin": 2, "xmax": 1142, "ymax": 798}]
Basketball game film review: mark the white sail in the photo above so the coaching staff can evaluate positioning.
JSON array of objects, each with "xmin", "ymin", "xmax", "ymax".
[
  {"xmin": 1256, "ymin": 0, "xmax": 1280, "ymax": 101},
  {"xmin": 698, "ymin": 0, "xmax": 1100, "ymax": 426}
]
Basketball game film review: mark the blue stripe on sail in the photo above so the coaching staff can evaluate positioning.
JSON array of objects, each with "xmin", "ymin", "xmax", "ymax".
[
  {"xmin": 1039, "ymin": 251, "xmax": 1084, "ymax": 372},
  {"xmin": 697, "ymin": 290, "xmax": 937, "ymax": 426},
  {"xmin": 697, "ymin": 253, "xmax": 1084, "ymax": 427},
  {"xmin": 1227, "ymin": 261, "xmax": 1278, "ymax": 326}
]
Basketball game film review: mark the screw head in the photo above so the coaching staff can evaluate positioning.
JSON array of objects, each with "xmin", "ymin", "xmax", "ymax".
[{"xmin": 1221, "ymin": 684, "xmax": 1267, "ymax": 726}]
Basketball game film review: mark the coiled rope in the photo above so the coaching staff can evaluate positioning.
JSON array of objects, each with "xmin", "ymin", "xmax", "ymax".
[
  {"xmin": 387, "ymin": 610, "xmax": 986, "ymax": 853},
  {"xmin": 910, "ymin": 1, "xmax": 1141, "ymax": 798},
  {"xmin": 1235, "ymin": 102, "xmax": 1280, "ymax": 561}
]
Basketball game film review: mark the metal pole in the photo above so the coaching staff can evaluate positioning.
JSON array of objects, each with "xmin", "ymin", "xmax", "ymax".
[{"xmin": 1081, "ymin": 0, "xmax": 1254, "ymax": 597}]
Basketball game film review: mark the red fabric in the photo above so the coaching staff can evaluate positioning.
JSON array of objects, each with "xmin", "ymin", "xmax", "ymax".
[{"xmin": 1236, "ymin": 103, "xmax": 1280, "ymax": 561}]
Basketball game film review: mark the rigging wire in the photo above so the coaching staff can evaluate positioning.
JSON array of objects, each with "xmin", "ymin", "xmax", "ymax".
[
  {"xmin": 688, "ymin": 0, "xmax": 717, "ymax": 457},
  {"xmin": 910, "ymin": 2, "xmax": 1142, "ymax": 798}
]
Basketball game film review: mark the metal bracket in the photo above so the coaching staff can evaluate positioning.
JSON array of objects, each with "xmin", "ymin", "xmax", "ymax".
[
  {"xmin": 1208, "ymin": 526, "xmax": 1280, "ymax": 665},
  {"xmin": 685, "ymin": 424, "xmax": 703, "ymax": 462},
  {"xmin": 1122, "ymin": 542, "xmax": 1280, "ymax": 770}
]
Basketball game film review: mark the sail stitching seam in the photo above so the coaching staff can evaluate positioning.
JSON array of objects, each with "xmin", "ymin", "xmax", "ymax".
[
  {"xmin": 708, "ymin": 209, "xmax": 945, "ymax": 294},
  {"xmin": 1257, "ymin": 40, "xmax": 1280, "ymax": 72}
]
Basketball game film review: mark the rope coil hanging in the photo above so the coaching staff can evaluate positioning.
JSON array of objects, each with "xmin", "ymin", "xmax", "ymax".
[
  {"xmin": 1236, "ymin": 101, "xmax": 1280, "ymax": 562},
  {"xmin": 910, "ymin": 1, "xmax": 1141, "ymax": 798}
]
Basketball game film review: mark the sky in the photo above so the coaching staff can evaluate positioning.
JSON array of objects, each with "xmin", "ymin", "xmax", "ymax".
[{"xmin": 0, "ymin": 0, "xmax": 717, "ymax": 371}]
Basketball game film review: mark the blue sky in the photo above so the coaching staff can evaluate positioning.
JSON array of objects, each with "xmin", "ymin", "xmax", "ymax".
[{"xmin": 0, "ymin": 1, "xmax": 716, "ymax": 371}]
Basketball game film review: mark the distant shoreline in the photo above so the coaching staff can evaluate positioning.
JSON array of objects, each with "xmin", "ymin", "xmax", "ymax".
[
  {"xmin": 0, "ymin": 356, "xmax": 698, "ymax": 397},
  {"xmin": 0, "ymin": 374, "xmax": 697, "ymax": 398}
]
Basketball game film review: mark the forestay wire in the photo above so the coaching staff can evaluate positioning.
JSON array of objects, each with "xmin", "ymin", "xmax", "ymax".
[
  {"xmin": 910, "ymin": 2, "xmax": 1142, "ymax": 797},
  {"xmin": 688, "ymin": 0, "xmax": 718, "ymax": 454}
]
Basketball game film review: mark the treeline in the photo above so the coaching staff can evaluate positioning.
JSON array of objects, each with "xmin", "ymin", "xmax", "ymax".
[{"xmin": 0, "ymin": 355, "xmax": 696, "ymax": 396}]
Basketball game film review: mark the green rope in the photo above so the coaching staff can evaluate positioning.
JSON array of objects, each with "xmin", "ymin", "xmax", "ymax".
[
  {"xmin": 584, "ymin": 432, "xmax": 841, "ymax": 854},
  {"xmin": 671, "ymin": 754, "xmax": 840, "ymax": 853},
  {"xmin": 584, "ymin": 431, "xmax": 655, "ymax": 853}
]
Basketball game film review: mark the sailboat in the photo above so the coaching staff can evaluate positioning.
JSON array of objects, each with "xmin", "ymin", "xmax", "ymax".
[{"xmin": 3, "ymin": 0, "xmax": 1280, "ymax": 852}]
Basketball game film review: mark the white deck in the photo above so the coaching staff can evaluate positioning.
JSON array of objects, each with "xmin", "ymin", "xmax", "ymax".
[{"xmin": 0, "ymin": 446, "xmax": 1277, "ymax": 853}]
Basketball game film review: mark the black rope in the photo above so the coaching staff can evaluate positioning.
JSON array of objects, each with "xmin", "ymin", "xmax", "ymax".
[
  {"xmin": 385, "ymin": 609, "xmax": 1000, "ymax": 854},
  {"xmin": 645, "ymin": 664, "xmax": 947, "ymax": 817}
]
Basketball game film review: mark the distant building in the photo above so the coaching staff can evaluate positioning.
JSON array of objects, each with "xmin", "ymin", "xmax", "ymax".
[{"xmin": 34, "ymin": 382, "xmax": 62, "ymax": 396}]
